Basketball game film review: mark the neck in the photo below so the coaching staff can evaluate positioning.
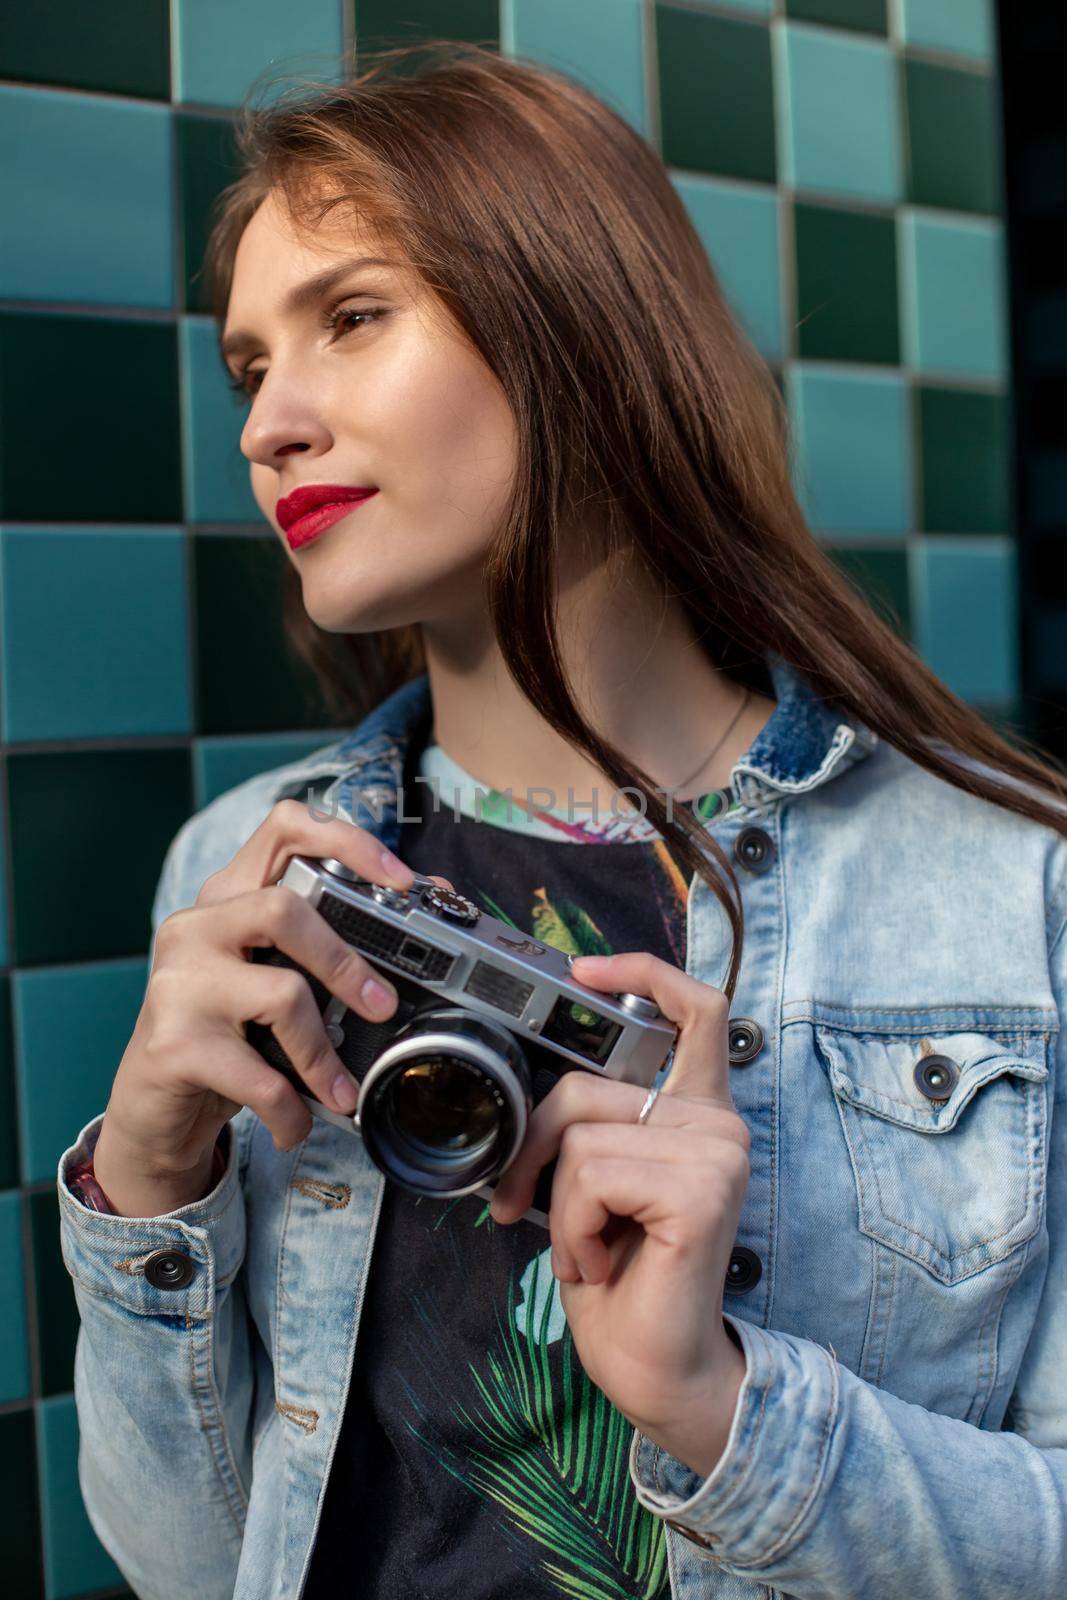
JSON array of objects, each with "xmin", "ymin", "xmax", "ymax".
[{"xmin": 418, "ymin": 544, "xmax": 776, "ymax": 810}]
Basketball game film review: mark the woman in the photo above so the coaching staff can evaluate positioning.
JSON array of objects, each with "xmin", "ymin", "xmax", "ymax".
[{"xmin": 59, "ymin": 41, "xmax": 1067, "ymax": 1600}]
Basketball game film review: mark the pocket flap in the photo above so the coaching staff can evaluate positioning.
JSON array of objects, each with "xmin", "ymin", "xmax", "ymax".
[{"xmin": 815, "ymin": 1028, "xmax": 1049, "ymax": 1134}]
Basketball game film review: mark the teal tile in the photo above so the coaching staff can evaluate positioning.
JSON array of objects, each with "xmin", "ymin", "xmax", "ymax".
[
  {"xmin": 0, "ymin": 1409, "xmax": 43, "ymax": 1595},
  {"xmin": 794, "ymin": 203, "xmax": 899, "ymax": 363},
  {"xmin": 195, "ymin": 535, "xmax": 343, "ymax": 734},
  {"xmin": 0, "ymin": 87, "xmax": 173, "ymax": 307},
  {"xmin": 177, "ymin": 112, "xmax": 245, "ymax": 313},
  {"xmin": 913, "ymin": 537, "xmax": 1018, "ymax": 705},
  {"xmin": 785, "ymin": 0, "xmax": 886, "ymax": 31},
  {"xmin": 673, "ymin": 175, "xmax": 783, "ymax": 360},
  {"xmin": 900, "ymin": 210, "xmax": 1006, "ymax": 378},
  {"xmin": 904, "ymin": 58, "xmax": 999, "ymax": 214},
  {"xmin": 0, "ymin": 811, "xmax": 7, "ymax": 967},
  {"xmin": 354, "ymin": 0, "xmax": 500, "ymax": 52},
  {"xmin": 29, "ymin": 1190, "xmax": 77, "ymax": 1397},
  {"xmin": 900, "ymin": 0, "xmax": 993, "ymax": 62},
  {"xmin": 15, "ymin": 960, "xmax": 149, "ymax": 1185},
  {"xmin": 179, "ymin": 112, "xmax": 246, "ymax": 312},
  {"xmin": 0, "ymin": 528, "xmax": 191, "ymax": 742},
  {"xmin": 657, "ymin": 5, "xmax": 776, "ymax": 183},
  {"xmin": 195, "ymin": 730, "xmax": 342, "ymax": 809},
  {"xmin": 7, "ymin": 748, "xmax": 193, "ymax": 967},
  {"xmin": 827, "ymin": 543, "xmax": 911, "ymax": 636},
  {"xmin": 504, "ymin": 0, "xmax": 648, "ymax": 138},
  {"xmin": 0, "ymin": 0, "xmax": 170, "ymax": 99},
  {"xmin": 182, "ymin": 318, "xmax": 261, "ymax": 523},
  {"xmin": 38, "ymin": 1393, "xmax": 126, "ymax": 1598},
  {"xmin": 174, "ymin": 0, "xmax": 346, "ymax": 110},
  {"xmin": 0, "ymin": 1192, "xmax": 29, "ymax": 1404},
  {"xmin": 1029, "ymin": 450, "xmax": 1067, "ymax": 532},
  {"xmin": 0, "ymin": 978, "xmax": 17, "ymax": 1189},
  {"xmin": 0, "ymin": 314, "xmax": 182, "ymax": 523},
  {"xmin": 918, "ymin": 386, "xmax": 1010, "ymax": 533},
  {"xmin": 787, "ymin": 364, "xmax": 910, "ymax": 533},
  {"xmin": 776, "ymin": 24, "xmax": 902, "ymax": 203}
]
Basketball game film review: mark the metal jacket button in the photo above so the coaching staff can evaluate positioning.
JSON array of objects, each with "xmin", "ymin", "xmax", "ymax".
[
  {"xmin": 144, "ymin": 1249, "xmax": 197, "ymax": 1290},
  {"xmin": 728, "ymin": 1018, "xmax": 764, "ymax": 1065},
  {"xmin": 733, "ymin": 827, "xmax": 775, "ymax": 874},
  {"xmin": 725, "ymin": 1246, "xmax": 762, "ymax": 1294},
  {"xmin": 914, "ymin": 1053, "xmax": 960, "ymax": 1102}
]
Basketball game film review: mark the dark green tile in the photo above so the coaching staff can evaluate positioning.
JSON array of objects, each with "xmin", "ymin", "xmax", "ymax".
[
  {"xmin": 0, "ymin": 0, "xmax": 169, "ymax": 99},
  {"xmin": 6, "ymin": 749, "xmax": 192, "ymax": 967},
  {"xmin": 0, "ymin": 979, "xmax": 16, "ymax": 1190},
  {"xmin": 905, "ymin": 58, "xmax": 1000, "ymax": 214},
  {"xmin": 29, "ymin": 1190, "xmax": 79, "ymax": 1396},
  {"xmin": 826, "ymin": 545, "xmax": 911, "ymax": 637},
  {"xmin": 785, "ymin": 0, "xmax": 887, "ymax": 33},
  {"xmin": 353, "ymin": 0, "xmax": 500, "ymax": 56},
  {"xmin": 918, "ymin": 386, "xmax": 1011, "ymax": 532},
  {"xmin": 195, "ymin": 536, "xmax": 346, "ymax": 736},
  {"xmin": 657, "ymin": 6, "xmax": 776, "ymax": 183},
  {"xmin": 0, "ymin": 315, "xmax": 182, "ymax": 523},
  {"xmin": 178, "ymin": 113, "xmax": 245, "ymax": 314},
  {"xmin": 794, "ymin": 204, "xmax": 899, "ymax": 363},
  {"xmin": 0, "ymin": 1408, "xmax": 43, "ymax": 1596}
]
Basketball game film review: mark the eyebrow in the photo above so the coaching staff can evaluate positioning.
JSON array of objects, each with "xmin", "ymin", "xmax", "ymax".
[{"xmin": 220, "ymin": 256, "xmax": 398, "ymax": 364}]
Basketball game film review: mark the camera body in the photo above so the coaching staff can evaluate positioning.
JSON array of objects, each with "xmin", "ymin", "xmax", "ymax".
[{"xmin": 244, "ymin": 855, "xmax": 677, "ymax": 1225}]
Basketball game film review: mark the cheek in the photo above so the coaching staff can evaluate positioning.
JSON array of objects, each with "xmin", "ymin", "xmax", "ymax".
[{"xmin": 250, "ymin": 466, "xmax": 275, "ymax": 524}]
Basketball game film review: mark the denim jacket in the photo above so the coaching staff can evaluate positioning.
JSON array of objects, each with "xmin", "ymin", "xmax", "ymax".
[{"xmin": 57, "ymin": 652, "xmax": 1067, "ymax": 1600}]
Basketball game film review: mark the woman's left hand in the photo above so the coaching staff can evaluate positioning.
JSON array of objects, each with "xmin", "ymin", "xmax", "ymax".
[{"xmin": 488, "ymin": 950, "xmax": 751, "ymax": 1481}]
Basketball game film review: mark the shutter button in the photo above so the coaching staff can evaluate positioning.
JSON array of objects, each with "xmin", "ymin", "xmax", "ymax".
[
  {"xmin": 728, "ymin": 1019, "xmax": 764, "ymax": 1065},
  {"xmin": 725, "ymin": 1246, "xmax": 762, "ymax": 1294},
  {"xmin": 914, "ymin": 1053, "xmax": 959, "ymax": 1103},
  {"xmin": 733, "ymin": 827, "xmax": 775, "ymax": 874},
  {"xmin": 144, "ymin": 1250, "xmax": 197, "ymax": 1290}
]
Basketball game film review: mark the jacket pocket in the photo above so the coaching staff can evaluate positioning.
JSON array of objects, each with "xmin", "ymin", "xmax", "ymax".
[{"xmin": 813, "ymin": 1024, "xmax": 1051, "ymax": 1285}]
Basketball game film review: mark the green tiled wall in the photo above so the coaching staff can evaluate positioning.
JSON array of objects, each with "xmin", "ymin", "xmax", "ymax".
[{"xmin": 0, "ymin": 2, "xmax": 1010, "ymax": 1594}]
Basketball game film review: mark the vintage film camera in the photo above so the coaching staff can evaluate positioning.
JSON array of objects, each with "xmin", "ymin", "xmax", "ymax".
[{"xmin": 244, "ymin": 855, "xmax": 677, "ymax": 1225}]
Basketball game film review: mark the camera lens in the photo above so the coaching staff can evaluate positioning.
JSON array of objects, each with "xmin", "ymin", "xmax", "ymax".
[
  {"xmin": 390, "ymin": 1057, "xmax": 501, "ymax": 1157},
  {"xmin": 357, "ymin": 1008, "xmax": 531, "ymax": 1198}
]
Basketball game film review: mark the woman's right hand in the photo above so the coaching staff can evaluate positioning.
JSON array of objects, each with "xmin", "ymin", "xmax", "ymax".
[{"xmin": 96, "ymin": 799, "xmax": 453, "ymax": 1194}]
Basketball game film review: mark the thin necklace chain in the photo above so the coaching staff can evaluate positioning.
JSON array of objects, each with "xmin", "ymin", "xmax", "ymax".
[{"xmin": 669, "ymin": 684, "xmax": 751, "ymax": 797}]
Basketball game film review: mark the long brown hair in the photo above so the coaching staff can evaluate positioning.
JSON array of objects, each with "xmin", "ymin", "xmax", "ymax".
[{"xmin": 201, "ymin": 39, "xmax": 1067, "ymax": 1003}]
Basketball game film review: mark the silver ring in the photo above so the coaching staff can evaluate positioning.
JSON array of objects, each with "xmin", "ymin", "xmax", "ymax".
[{"xmin": 636, "ymin": 1084, "xmax": 661, "ymax": 1125}]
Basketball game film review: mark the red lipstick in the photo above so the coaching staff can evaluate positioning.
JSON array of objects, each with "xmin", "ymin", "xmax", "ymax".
[{"xmin": 276, "ymin": 483, "xmax": 379, "ymax": 551}]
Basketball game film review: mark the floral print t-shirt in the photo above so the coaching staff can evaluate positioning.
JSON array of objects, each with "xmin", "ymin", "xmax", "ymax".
[{"xmin": 301, "ymin": 741, "xmax": 742, "ymax": 1600}]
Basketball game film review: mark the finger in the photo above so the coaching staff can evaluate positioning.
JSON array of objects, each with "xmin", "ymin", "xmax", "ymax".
[
  {"xmin": 196, "ymin": 797, "xmax": 415, "ymax": 906},
  {"xmin": 157, "ymin": 1023, "xmax": 318, "ymax": 1153},
  {"xmin": 230, "ymin": 958, "xmax": 364, "ymax": 1116},
  {"xmin": 490, "ymin": 1069, "xmax": 706, "ymax": 1223},
  {"xmin": 169, "ymin": 884, "xmax": 404, "ymax": 1028},
  {"xmin": 552, "ymin": 1157, "xmax": 695, "ymax": 1284},
  {"xmin": 569, "ymin": 952, "xmax": 732, "ymax": 1104},
  {"xmin": 546, "ymin": 1122, "xmax": 719, "ymax": 1278}
]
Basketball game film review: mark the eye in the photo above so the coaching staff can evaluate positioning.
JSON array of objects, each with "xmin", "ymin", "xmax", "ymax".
[{"xmin": 226, "ymin": 304, "xmax": 387, "ymax": 402}]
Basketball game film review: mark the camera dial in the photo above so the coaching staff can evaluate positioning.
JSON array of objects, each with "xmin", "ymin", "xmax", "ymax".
[{"xmin": 422, "ymin": 883, "xmax": 480, "ymax": 926}]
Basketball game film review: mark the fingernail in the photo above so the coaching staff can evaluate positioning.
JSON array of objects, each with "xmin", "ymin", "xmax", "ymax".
[
  {"xmin": 379, "ymin": 847, "xmax": 411, "ymax": 884},
  {"xmin": 361, "ymin": 977, "xmax": 396, "ymax": 1012},
  {"xmin": 331, "ymin": 1072, "xmax": 359, "ymax": 1113},
  {"xmin": 573, "ymin": 955, "xmax": 608, "ymax": 967}
]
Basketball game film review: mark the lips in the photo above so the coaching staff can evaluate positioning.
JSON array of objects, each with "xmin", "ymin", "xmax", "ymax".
[
  {"xmin": 275, "ymin": 482, "xmax": 378, "ymax": 533},
  {"xmin": 283, "ymin": 497, "xmax": 377, "ymax": 551}
]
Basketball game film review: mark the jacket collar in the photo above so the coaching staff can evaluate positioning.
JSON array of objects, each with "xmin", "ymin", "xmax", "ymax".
[{"xmin": 310, "ymin": 650, "xmax": 878, "ymax": 850}]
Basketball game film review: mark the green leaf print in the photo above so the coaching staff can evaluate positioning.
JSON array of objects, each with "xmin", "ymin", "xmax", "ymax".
[
  {"xmin": 529, "ymin": 888, "xmax": 613, "ymax": 961},
  {"xmin": 403, "ymin": 1251, "xmax": 668, "ymax": 1599}
]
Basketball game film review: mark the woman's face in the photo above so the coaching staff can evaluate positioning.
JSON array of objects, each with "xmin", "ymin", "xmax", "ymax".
[{"xmin": 221, "ymin": 190, "xmax": 519, "ymax": 635}]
